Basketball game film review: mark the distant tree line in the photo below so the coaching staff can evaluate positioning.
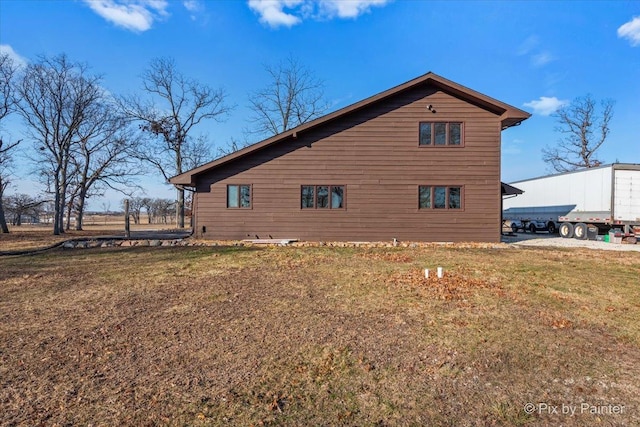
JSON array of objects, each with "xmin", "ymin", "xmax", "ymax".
[{"xmin": 123, "ymin": 197, "xmax": 179, "ymax": 225}]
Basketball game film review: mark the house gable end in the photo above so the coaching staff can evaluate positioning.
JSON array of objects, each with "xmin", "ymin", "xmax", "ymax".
[{"xmin": 170, "ymin": 72, "xmax": 530, "ymax": 186}]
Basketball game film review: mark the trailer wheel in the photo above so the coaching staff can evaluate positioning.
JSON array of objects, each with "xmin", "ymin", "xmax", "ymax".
[
  {"xmin": 511, "ymin": 223, "xmax": 518, "ymax": 233},
  {"xmin": 547, "ymin": 222, "xmax": 557, "ymax": 234},
  {"xmin": 529, "ymin": 223, "xmax": 537, "ymax": 234},
  {"xmin": 559, "ymin": 222, "xmax": 574, "ymax": 239},
  {"xmin": 574, "ymin": 223, "xmax": 587, "ymax": 240}
]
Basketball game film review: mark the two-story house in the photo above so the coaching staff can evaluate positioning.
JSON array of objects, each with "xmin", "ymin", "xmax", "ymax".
[{"xmin": 169, "ymin": 72, "xmax": 530, "ymax": 242}]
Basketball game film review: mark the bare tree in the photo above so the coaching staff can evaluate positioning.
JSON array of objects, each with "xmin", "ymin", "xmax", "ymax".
[
  {"xmin": 118, "ymin": 57, "xmax": 231, "ymax": 228},
  {"xmin": 123, "ymin": 196, "xmax": 144, "ymax": 224},
  {"xmin": 542, "ymin": 95, "xmax": 615, "ymax": 172},
  {"xmin": 15, "ymin": 54, "xmax": 103, "ymax": 235},
  {"xmin": 0, "ymin": 141, "xmax": 19, "ymax": 233},
  {"xmin": 0, "ymin": 53, "xmax": 21, "ymax": 233},
  {"xmin": 4, "ymin": 193, "xmax": 45, "ymax": 226},
  {"xmin": 247, "ymin": 55, "xmax": 328, "ymax": 138},
  {"xmin": 68, "ymin": 101, "xmax": 139, "ymax": 230}
]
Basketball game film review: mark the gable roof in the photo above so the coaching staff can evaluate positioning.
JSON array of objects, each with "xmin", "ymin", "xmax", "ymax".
[{"xmin": 170, "ymin": 72, "xmax": 531, "ymax": 186}]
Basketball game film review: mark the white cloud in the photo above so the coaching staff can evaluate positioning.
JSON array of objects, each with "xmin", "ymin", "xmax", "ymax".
[
  {"xmin": 319, "ymin": 0, "xmax": 389, "ymax": 18},
  {"xmin": 523, "ymin": 96, "xmax": 568, "ymax": 116},
  {"xmin": 82, "ymin": 0, "xmax": 169, "ymax": 32},
  {"xmin": 247, "ymin": 0, "xmax": 391, "ymax": 28},
  {"xmin": 618, "ymin": 16, "xmax": 640, "ymax": 47},
  {"xmin": 248, "ymin": 0, "xmax": 303, "ymax": 28},
  {"xmin": 0, "ymin": 44, "xmax": 28, "ymax": 68},
  {"xmin": 183, "ymin": 0, "xmax": 201, "ymax": 13}
]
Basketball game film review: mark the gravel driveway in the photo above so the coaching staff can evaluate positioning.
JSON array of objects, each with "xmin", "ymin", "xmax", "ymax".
[{"xmin": 502, "ymin": 232, "xmax": 640, "ymax": 252}]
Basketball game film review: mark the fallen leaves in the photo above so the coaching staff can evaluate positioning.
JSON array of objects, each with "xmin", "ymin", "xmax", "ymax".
[{"xmin": 385, "ymin": 269, "xmax": 502, "ymax": 301}]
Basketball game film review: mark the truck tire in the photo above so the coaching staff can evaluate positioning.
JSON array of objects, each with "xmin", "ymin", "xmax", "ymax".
[
  {"xmin": 574, "ymin": 223, "xmax": 587, "ymax": 240},
  {"xmin": 511, "ymin": 223, "xmax": 518, "ymax": 233},
  {"xmin": 529, "ymin": 223, "xmax": 537, "ymax": 234},
  {"xmin": 559, "ymin": 222, "xmax": 574, "ymax": 238},
  {"xmin": 547, "ymin": 222, "xmax": 557, "ymax": 234}
]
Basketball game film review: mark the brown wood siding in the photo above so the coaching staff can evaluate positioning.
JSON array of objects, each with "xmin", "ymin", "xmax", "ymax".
[{"xmin": 193, "ymin": 85, "xmax": 503, "ymax": 242}]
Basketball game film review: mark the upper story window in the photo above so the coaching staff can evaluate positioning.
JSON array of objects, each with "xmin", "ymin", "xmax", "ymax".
[
  {"xmin": 419, "ymin": 122, "xmax": 463, "ymax": 146},
  {"xmin": 419, "ymin": 185, "xmax": 462, "ymax": 209},
  {"xmin": 301, "ymin": 185, "xmax": 345, "ymax": 209},
  {"xmin": 227, "ymin": 184, "xmax": 251, "ymax": 208}
]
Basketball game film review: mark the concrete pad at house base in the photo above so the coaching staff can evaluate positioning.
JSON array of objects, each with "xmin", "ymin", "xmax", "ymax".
[{"xmin": 243, "ymin": 239, "xmax": 298, "ymax": 245}]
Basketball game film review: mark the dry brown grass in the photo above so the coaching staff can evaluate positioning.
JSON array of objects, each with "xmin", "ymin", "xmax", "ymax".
[{"xmin": 1, "ymin": 241, "xmax": 639, "ymax": 426}]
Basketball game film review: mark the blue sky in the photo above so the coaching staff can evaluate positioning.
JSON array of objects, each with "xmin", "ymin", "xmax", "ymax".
[{"xmin": 1, "ymin": 0, "xmax": 639, "ymax": 209}]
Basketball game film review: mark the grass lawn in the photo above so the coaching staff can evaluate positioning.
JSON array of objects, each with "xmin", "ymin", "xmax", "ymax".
[{"xmin": 0, "ymin": 239, "xmax": 639, "ymax": 425}]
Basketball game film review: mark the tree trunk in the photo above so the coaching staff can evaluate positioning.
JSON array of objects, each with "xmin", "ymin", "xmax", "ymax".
[
  {"xmin": 0, "ymin": 201, "xmax": 8, "ymax": 233},
  {"xmin": 176, "ymin": 187, "xmax": 185, "ymax": 228},
  {"xmin": 53, "ymin": 174, "xmax": 62, "ymax": 235},
  {"xmin": 65, "ymin": 200, "xmax": 73, "ymax": 231},
  {"xmin": 75, "ymin": 189, "xmax": 86, "ymax": 231},
  {"xmin": 124, "ymin": 198, "xmax": 130, "ymax": 238}
]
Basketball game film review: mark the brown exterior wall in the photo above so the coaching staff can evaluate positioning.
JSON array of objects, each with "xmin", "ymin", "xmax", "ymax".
[{"xmin": 193, "ymin": 84, "xmax": 503, "ymax": 242}]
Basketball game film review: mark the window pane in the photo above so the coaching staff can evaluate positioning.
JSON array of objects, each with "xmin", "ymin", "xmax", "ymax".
[
  {"xmin": 227, "ymin": 185, "xmax": 239, "ymax": 208},
  {"xmin": 434, "ymin": 123, "xmax": 446, "ymax": 145},
  {"xmin": 317, "ymin": 186, "xmax": 329, "ymax": 208},
  {"xmin": 240, "ymin": 185, "xmax": 251, "ymax": 208},
  {"xmin": 331, "ymin": 186, "xmax": 344, "ymax": 208},
  {"xmin": 449, "ymin": 123, "xmax": 461, "ymax": 145},
  {"xmin": 419, "ymin": 123, "xmax": 431, "ymax": 145},
  {"xmin": 419, "ymin": 186, "xmax": 431, "ymax": 209},
  {"xmin": 434, "ymin": 186, "xmax": 446, "ymax": 208},
  {"xmin": 301, "ymin": 186, "xmax": 315, "ymax": 208},
  {"xmin": 449, "ymin": 187, "xmax": 461, "ymax": 209}
]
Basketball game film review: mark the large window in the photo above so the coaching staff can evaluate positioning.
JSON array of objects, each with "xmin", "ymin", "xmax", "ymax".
[
  {"xmin": 227, "ymin": 184, "xmax": 251, "ymax": 208},
  {"xmin": 301, "ymin": 185, "xmax": 345, "ymax": 209},
  {"xmin": 419, "ymin": 122, "xmax": 462, "ymax": 146},
  {"xmin": 418, "ymin": 186, "xmax": 462, "ymax": 209}
]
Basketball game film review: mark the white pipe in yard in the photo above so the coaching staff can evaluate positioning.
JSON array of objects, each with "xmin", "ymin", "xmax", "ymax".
[{"xmin": 437, "ymin": 267, "xmax": 444, "ymax": 278}]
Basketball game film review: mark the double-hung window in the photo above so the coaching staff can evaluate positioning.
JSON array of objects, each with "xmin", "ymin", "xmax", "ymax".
[
  {"xmin": 419, "ymin": 122, "xmax": 463, "ymax": 146},
  {"xmin": 419, "ymin": 186, "xmax": 462, "ymax": 209},
  {"xmin": 301, "ymin": 185, "xmax": 345, "ymax": 209},
  {"xmin": 227, "ymin": 184, "xmax": 251, "ymax": 208}
]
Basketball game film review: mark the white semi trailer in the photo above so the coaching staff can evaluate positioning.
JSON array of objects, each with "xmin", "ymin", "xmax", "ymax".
[{"xmin": 503, "ymin": 163, "xmax": 640, "ymax": 240}]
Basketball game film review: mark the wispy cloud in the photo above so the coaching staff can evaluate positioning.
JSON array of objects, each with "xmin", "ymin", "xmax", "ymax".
[
  {"xmin": 618, "ymin": 16, "xmax": 640, "ymax": 47},
  {"xmin": 531, "ymin": 52, "xmax": 554, "ymax": 67},
  {"xmin": 517, "ymin": 35, "xmax": 555, "ymax": 67},
  {"xmin": 247, "ymin": 0, "xmax": 391, "ymax": 28},
  {"xmin": 183, "ymin": 0, "xmax": 205, "ymax": 21},
  {"xmin": 517, "ymin": 35, "xmax": 539, "ymax": 56},
  {"xmin": 503, "ymin": 138, "xmax": 524, "ymax": 156},
  {"xmin": 0, "ymin": 44, "xmax": 28, "ymax": 68},
  {"xmin": 523, "ymin": 96, "xmax": 568, "ymax": 116},
  {"xmin": 82, "ymin": 0, "xmax": 169, "ymax": 32}
]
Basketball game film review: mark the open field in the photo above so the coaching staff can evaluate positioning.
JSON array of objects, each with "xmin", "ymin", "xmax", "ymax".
[{"xmin": 1, "ymin": 238, "xmax": 639, "ymax": 425}]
